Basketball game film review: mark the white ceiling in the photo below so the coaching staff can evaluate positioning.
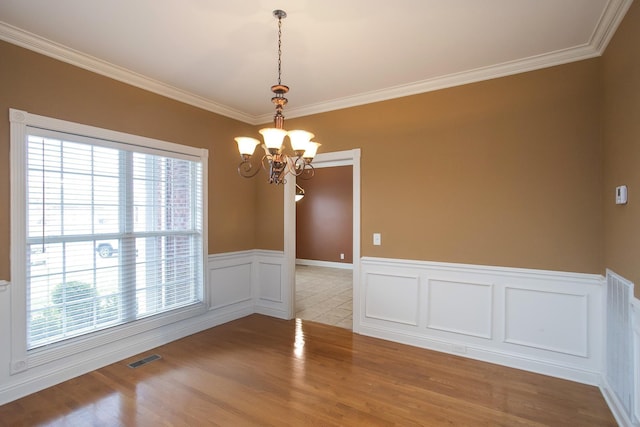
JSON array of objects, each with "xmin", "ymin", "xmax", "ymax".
[{"xmin": 0, "ymin": 0, "xmax": 633, "ymax": 124}]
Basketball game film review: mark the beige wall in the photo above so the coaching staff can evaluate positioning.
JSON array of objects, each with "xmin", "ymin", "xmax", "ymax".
[
  {"xmin": 5, "ymin": 8, "xmax": 640, "ymax": 292},
  {"xmin": 602, "ymin": 1, "xmax": 640, "ymax": 298},
  {"xmin": 0, "ymin": 41, "xmax": 258, "ymax": 280},
  {"xmin": 279, "ymin": 59, "xmax": 603, "ymax": 274},
  {"xmin": 254, "ymin": 181, "xmax": 284, "ymax": 250}
]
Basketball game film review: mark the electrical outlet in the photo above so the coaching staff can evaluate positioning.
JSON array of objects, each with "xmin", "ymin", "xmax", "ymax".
[
  {"xmin": 340, "ymin": 253, "xmax": 345, "ymax": 260},
  {"xmin": 373, "ymin": 233, "xmax": 381, "ymax": 246}
]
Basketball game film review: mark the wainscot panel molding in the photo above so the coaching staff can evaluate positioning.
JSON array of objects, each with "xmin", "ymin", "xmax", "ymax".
[
  {"xmin": 252, "ymin": 250, "xmax": 288, "ymax": 319},
  {"xmin": 207, "ymin": 251, "xmax": 254, "ymax": 312},
  {"xmin": 358, "ymin": 257, "xmax": 605, "ymax": 386},
  {"xmin": 428, "ymin": 279, "xmax": 493, "ymax": 339},
  {"xmin": 365, "ymin": 272, "xmax": 420, "ymax": 326},
  {"xmin": 504, "ymin": 287, "xmax": 588, "ymax": 357}
]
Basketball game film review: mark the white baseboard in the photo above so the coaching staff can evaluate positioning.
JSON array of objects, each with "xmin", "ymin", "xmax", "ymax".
[
  {"xmin": 358, "ymin": 322, "xmax": 601, "ymax": 385},
  {"xmin": 296, "ymin": 258, "xmax": 353, "ymax": 269},
  {"xmin": 254, "ymin": 305, "xmax": 289, "ymax": 320}
]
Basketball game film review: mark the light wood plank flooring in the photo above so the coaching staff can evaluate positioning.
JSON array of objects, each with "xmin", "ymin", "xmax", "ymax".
[{"xmin": 0, "ymin": 314, "xmax": 616, "ymax": 426}]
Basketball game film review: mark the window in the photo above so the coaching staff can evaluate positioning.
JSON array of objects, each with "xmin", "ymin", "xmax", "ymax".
[{"xmin": 10, "ymin": 109, "xmax": 208, "ymax": 370}]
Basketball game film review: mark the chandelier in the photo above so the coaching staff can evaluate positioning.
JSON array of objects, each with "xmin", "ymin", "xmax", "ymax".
[
  {"xmin": 295, "ymin": 184, "xmax": 305, "ymax": 202},
  {"xmin": 235, "ymin": 9, "xmax": 320, "ymax": 185}
]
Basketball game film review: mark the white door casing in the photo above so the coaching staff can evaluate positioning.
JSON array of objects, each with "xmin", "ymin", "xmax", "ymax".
[{"xmin": 283, "ymin": 149, "xmax": 361, "ymax": 330}]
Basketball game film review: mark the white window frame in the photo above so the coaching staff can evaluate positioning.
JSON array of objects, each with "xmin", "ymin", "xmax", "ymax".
[{"xmin": 9, "ymin": 108, "xmax": 209, "ymax": 374}]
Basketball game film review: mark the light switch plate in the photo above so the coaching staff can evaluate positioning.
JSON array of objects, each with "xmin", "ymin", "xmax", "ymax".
[{"xmin": 373, "ymin": 233, "xmax": 381, "ymax": 246}]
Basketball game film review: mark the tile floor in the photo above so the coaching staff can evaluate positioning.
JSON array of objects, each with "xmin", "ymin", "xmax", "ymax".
[{"xmin": 295, "ymin": 265, "xmax": 353, "ymax": 330}]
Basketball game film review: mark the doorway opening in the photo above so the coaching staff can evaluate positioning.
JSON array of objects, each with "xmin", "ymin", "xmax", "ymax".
[
  {"xmin": 295, "ymin": 164, "xmax": 353, "ymax": 328},
  {"xmin": 283, "ymin": 149, "xmax": 361, "ymax": 332}
]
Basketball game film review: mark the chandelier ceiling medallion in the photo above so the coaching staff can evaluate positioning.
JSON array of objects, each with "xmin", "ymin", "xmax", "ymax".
[{"xmin": 235, "ymin": 9, "xmax": 320, "ymax": 185}]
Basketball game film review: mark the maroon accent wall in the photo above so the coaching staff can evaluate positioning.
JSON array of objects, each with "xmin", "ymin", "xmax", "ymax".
[{"xmin": 296, "ymin": 166, "xmax": 353, "ymax": 263}]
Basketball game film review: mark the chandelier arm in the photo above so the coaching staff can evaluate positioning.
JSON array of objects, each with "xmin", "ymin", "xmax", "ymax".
[
  {"xmin": 288, "ymin": 156, "xmax": 307, "ymax": 177},
  {"xmin": 238, "ymin": 159, "xmax": 261, "ymax": 178},
  {"xmin": 298, "ymin": 163, "xmax": 315, "ymax": 180},
  {"xmin": 261, "ymin": 154, "xmax": 271, "ymax": 172}
]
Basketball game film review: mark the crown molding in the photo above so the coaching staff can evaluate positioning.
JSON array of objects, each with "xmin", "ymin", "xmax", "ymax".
[
  {"xmin": 0, "ymin": 21, "xmax": 254, "ymax": 124},
  {"xmin": 258, "ymin": 43, "xmax": 602, "ymax": 124},
  {"xmin": 590, "ymin": 0, "xmax": 634, "ymax": 52},
  {"xmin": 1, "ymin": 0, "xmax": 633, "ymax": 126},
  {"xmin": 269, "ymin": 0, "xmax": 634, "ymax": 122}
]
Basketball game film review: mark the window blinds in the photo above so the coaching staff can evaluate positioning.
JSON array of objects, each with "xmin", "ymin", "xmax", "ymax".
[{"xmin": 25, "ymin": 128, "xmax": 204, "ymax": 350}]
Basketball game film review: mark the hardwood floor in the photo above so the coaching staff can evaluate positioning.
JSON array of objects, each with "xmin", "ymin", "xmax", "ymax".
[{"xmin": 0, "ymin": 314, "xmax": 616, "ymax": 426}]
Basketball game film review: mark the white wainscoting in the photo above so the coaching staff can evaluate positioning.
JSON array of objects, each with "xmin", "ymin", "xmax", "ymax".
[
  {"xmin": 207, "ymin": 250, "xmax": 254, "ymax": 313},
  {"xmin": 600, "ymin": 270, "xmax": 640, "ymax": 427},
  {"xmin": 207, "ymin": 250, "xmax": 287, "ymax": 319},
  {"xmin": 634, "ymin": 299, "xmax": 640, "ymax": 424},
  {"xmin": 253, "ymin": 250, "xmax": 288, "ymax": 319},
  {"xmin": 3, "ymin": 248, "xmax": 637, "ymax": 424},
  {"xmin": 365, "ymin": 272, "xmax": 420, "ymax": 326},
  {"xmin": 504, "ymin": 287, "xmax": 588, "ymax": 357},
  {"xmin": 602, "ymin": 270, "xmax": 636, "ymax": 427},
  {"xmin": 0, "ymin": 249, "xmax": 285, "ymax": 406},
  {"xmin": 358, "ymin": 257, "xmax": 605, "ymax": 385},
  {"xmin": 428, "ymin": 279, "xmax": 493, "ymax": 339}
]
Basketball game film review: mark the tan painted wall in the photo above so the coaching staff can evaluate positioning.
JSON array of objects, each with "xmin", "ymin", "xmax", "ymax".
[
  {"xmin": 602, "ymin": 1, "xmax": 640, "ymax": 298},
  {"xmin": 254, "ymin": 181, "xmax": 284, "ymax": 250},
  {"xmin": 278, "ymin": 59, "xmax": 604, "ymax": 274},
  {"xmin": 0, "ymin": 41, "xmax": 258, "ymax": 280},
  {"xmin": 5, "ymin": 24, "xmax": 629, "ymax": 282}
]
